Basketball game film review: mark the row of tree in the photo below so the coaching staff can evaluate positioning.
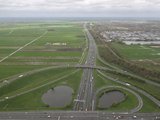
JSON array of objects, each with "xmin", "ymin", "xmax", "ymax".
[{"xmin": 89, "ymin": 26, "xmax": 160, "ymax": 83}]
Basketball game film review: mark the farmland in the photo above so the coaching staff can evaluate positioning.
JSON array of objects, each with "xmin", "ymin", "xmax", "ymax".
[
  {"xmin": 0, "ymin": 21, "xmax": 160, "ymax": 113},
  {"xmin": 90, "ymin": 21, "xmax": 160, "ymax": 112},
  {"xmin": 111, "ymin": 42, "xmax": 160, "ymax": 72},
  {"xmin": 0, "ymin": 22, "xmax": 85, "ymax": 110},
  {"xmin": 0, "ymin": 22, "xmax": 86, "ymax": 76}
]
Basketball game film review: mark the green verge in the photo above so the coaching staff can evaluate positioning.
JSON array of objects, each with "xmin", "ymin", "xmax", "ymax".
[
  {"xmin": 95, "ymin": 70, "xmax": 160, "ymax": 112},
  {"xmin": 94, "ymin": 70, "xmax": 138, "ymax": 112},
  {"xmin": 102, "ymin": 71, "xmax": 160, "ymax": 100},
  {"xmin": 0, "ymin": 69, "xmax": 82, "ymax": 111},
  {"xmin": 111, "ymin": 42, "xmax": 160, "ymax": 60},
  {"xmin": 111, "ymin": 42, "xmax": 160, "ymax": 73},
  {"xmin": 0, "ymin": 65, "xmax": 46, "ymax": 80},
  {"xmin": 0, "ymin": 68, "xmax": 74, "ymax": 98}
]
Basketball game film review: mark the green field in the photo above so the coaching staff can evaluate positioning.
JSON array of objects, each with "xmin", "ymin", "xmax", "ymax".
[
  {"xmin": 0, "ymin": 22, "xmax": 86, "ymax": 78},
  {"xmin": 0, "ymin": 22, "xmax": 85, "ymax": 110},
  {"xmin": 0, "ymin": 68, "xmax": 82, "ymax": 111},
  {"xmin": 94, "ymin": 70, "xmax": 160, "ymax": 112},
  {"xmin": 0, "ymin": 21, "xmax": 160, "ymax": 112},
  {"xmin": 111, "ymin": 42, "xmax": 160, "ymax": 72},
  {"xmin": 95, "ymin": 39, "xmax": 160, "ymax": 112},
  {"xmin": 94, "ymin": 70, "xmax": 138, "ymax": 112}
]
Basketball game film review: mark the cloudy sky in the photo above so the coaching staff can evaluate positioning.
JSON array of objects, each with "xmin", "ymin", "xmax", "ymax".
[{"xmin": 0, "ymin": 0, "xmax": 160, "ymax": 17}]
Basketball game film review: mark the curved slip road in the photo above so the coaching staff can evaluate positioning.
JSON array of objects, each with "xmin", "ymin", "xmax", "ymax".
[
  {"xmin": 0, "ymin": 65, "xmax": 75, "ymax": 88},
  {"xmin": 1, "ymin": 63, "xmax": 159, "ymax": 108},
  {"xmin": 0, "ymin": 23, "xmax": 159, "ymax": 117},
  {"xmin": 97, "ymin": 52, "xmax": 160, "ymax": 88},
  {"xmin": 0, "ymin": 70, "xmax": 79, "ymax": 102},
  {"xmin": 97, "ymin": 70, "xmax": 160, "ymax": 108},
  {"xmin": 96, "ymin": 84, "xmax": 143, "ymax": 113}
]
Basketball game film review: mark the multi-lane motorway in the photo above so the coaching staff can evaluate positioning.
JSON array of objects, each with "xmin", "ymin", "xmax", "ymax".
[
  {"xmin": 0, "ymin": 111, "xmax": 160, "ymax": 120},
  {"xmin": 0, "ymin": 23, "xmax": 160, "ymax": 120},
  {"xmin": 74, "ymin": 23, "xmax": 97, "ymax": 111}
]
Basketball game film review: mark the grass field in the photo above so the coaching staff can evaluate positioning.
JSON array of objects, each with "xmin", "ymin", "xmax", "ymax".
[
  {"xmin": 0, "ymin": 22, "xmax": 85, "ymax": 111},
  {"xmin": 111, "ymin": 42, "xmax": 160, "ymax": 72},
  {"xmin": 0, "ymin": 65, "xmax": 46, "ymax": 80},
  {"xmin": 111, "ymin": 42, "xmax": 160, "ymax": 60},
  {"xmin": 0, "ymin": 22, "xmax": 86, "ymax": 78},
  {"xmin": 0, "ymin": 68, "xmax": 82, "ymax": 111},
  {"xmin": 0, "ymin": 68, "xmax": 74, "ymax": 98},
  {"xmin": 94, "ymin": 70, "xmax": 139, "ymax": 112},
  {"xmin": 94, "ymin": 70, "xmax": 160, "ymax": 112},
  {"xmin": 1, "ymin": 21, "xmax": 159, "ymax": 112},
  {"xmin": 102, "ymin": 71, "xmax": 160, "ymax": 100}
]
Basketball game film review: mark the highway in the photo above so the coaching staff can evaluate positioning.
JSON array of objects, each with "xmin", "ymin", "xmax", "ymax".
[
  {"xmin": 0, "ymin": 23, "xmax": 160, "ymax": 119},
  {"xmin": 1, "ymin": 64, "xmax": 159, "ymax": 110},
  {"xmin": 73, "ymin": 23, "xmax": 97, "ymax": 111},
  {"xmin": 0, "ymin": 111, "xmax": 159, "ymax": 120}
]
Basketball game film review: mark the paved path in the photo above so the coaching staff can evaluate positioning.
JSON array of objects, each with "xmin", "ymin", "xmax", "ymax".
[{"xmin": 0, "ymin": 31, "xmax": 47, "ymax": 63}]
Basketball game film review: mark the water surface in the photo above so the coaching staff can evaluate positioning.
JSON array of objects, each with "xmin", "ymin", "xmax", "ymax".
[
  {"xmin": 98, "ymin": 90, "xmax": 125, "ymax": 108},
  {"xmin": 42, "ymin": 86, "xmax": 73, "ymax": 107}
]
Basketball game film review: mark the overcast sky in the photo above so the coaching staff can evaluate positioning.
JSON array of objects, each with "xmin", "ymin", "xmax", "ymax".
[{"xmin": 0, "ymin": 0, "xmax": 160, "ymax": 17}]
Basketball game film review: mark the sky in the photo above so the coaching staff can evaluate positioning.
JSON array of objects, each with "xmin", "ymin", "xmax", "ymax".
[{"xmin": 0, "ymin": 0, "xmax": 160, "ymax": 18}]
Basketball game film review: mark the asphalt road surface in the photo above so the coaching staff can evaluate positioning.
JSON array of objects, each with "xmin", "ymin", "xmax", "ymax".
[
  {"xmin": 73, "ymin": 23, "xmax": 97, "ymax": 111},
  {"xmin": 96, "ymin": 85, "xmax": 143, "ymax": 113},
  {"xmin": 0, "ymin": 23, "xmax": 160, "ymax": 120},
  {"xmin": 0, "ymin": 111, "xmax": 159, "ymax": 120},
  {"xmin": 98, "ymin": 70, "xmax": 160, "ymax": 108}
]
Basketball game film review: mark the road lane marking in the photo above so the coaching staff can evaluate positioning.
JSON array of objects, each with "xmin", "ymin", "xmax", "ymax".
[
  {"xmin": 92, "ymin": 100, "xmax": 94, "ymax": 111},
  {"xmin": 58, "ymin": 116, "xmax": 60, "ymax": 120}
]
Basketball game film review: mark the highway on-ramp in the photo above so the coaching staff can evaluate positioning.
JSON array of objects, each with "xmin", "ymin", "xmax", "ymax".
[
  {"xmin": 98, "ymin": 70, "xmax": 160, "ymax": 108},
  {"xmin": 0, "ymin": 23, "xmax": 160, "ymax": 120}
]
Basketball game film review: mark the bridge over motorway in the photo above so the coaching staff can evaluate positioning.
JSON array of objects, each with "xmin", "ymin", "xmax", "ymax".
[{"xmin": 0, "ymin": 23, "xmax": 160, "ymax": 120}]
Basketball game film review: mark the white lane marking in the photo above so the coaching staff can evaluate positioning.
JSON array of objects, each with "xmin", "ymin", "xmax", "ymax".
[
  {"xmin": 58, "ymin": 116, "xmax": 60, "ymax": 120},
  {"xmin": 92, "ymin": 100, "xmax": 94, "ymax": 111},
  {"xmin": 0, "ymin": 31, "xmax": 47, "ymax": 63}
]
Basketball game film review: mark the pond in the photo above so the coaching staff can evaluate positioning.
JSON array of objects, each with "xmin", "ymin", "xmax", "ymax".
[
  {"xmin": 42, "ymin": 86, "xmax": 73, "ymax": 108},
  {"xmin": 98, "ymin": 90, "xmax": 125, "ymax": 109}
]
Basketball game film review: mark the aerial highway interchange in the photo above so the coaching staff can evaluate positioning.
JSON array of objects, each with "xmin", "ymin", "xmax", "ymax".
[{"xmin": 0, "ymin": 21, "xmax": 160, "ymax": 120}]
